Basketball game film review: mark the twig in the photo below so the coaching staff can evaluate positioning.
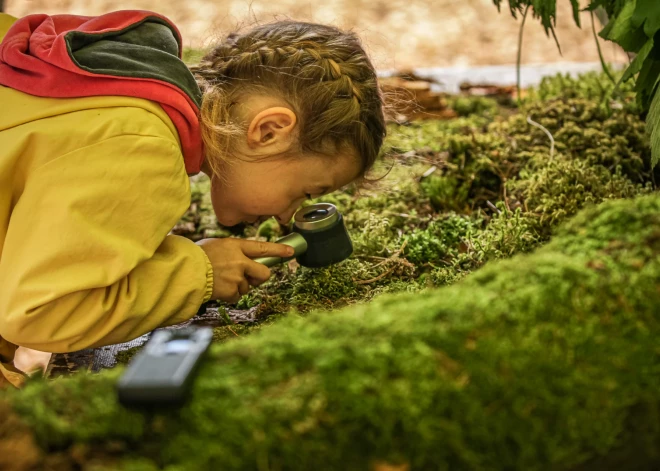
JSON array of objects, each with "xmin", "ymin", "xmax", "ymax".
[
  {"xmin": 353, "ymin": 240, "xmax": 409, "ymax": 285},
  {"xmin": 486, "ymin": 200, "xmax": 502, "ymax": 215},
  {"xmin": 355, "ymin": 265, "xmax": 398, "ymax": 285},
  {"xmin": 419, "ymin": 165, "xmax": 438, "ymax": 180},
  {"xmin": 370, "ymin": 257, "xmax": 395, "ymax": 270},
  {"xmin": 427, "ymin": 258, "xmax": 452, "ymax": 268},
  {"xmin": 491, "ymin": 166, "xmax": 513, "ymax": 213},
  {"xmin": 357, "ymin": 255, "xmax": 389, "ymax": 261},
  {"xmin": 227, "ymin": 326, "xmax": 239, "ymax": 337},
  {"xmin": 526, "ymin": 116, "xmax": 555, "ymax": 158},
  {"xmin": 382, "ymin": 211, "xmax": 421, "ymax": 220},
  {"xmin": 502, "ymin": 179, "xmax": 512, "ymax": 213}
]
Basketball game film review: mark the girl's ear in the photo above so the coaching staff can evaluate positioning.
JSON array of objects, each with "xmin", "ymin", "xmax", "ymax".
[{"xmin": 246, "ymin": 107, "xmax": 297, "ymax": 153}]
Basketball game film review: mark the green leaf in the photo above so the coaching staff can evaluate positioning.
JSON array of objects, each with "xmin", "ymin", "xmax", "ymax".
[
  {"xmin": 632, "ymin": 0, "xmax": 660, "ymax": 38},
  {"xmin": 653, "ymin": 30, "xmax": 660, "ymax": 59},
  {"xmin": 599, "ymin": 0, "xmax": 649, "ymax": 52},
  {"xmin": 635, "ymin": 56, "xmax": 660, "ymax": 109},
  {"xmin": 570, "ymin": 0, "xmax": 581, "ymax": 27},
  {"xmin": 550, "ymin": 26, "xmax": 562, "ymax": 55},
  {"xmin": 531, "ymin": 0, "xmax": 558, "ymax": 35},
  {"xmin": 599, "ymin": 14, "xmax": 614, "ymax": 37},
  {"xmin": 621, "ymin": 37, "xmax": 654, "ymax": 82},
  {"xmin": 647, "ymin": 86, "xmax": 660, "ymax": 168},
  {"xmin": 586, "ymin": 0, "xmax": 626, "ymax": 18}
]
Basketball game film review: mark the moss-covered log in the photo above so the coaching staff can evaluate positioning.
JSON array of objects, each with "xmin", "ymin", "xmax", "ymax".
[{"xmin": 2, "ymin": 193, "xmax": 660, "ymax": 471}]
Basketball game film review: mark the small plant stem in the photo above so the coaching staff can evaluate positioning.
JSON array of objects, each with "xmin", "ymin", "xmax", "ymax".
[
  {"xmin": 526, "ymin": 116, "xmax": 555, "ymax": 158},
  {"xmin": 357, "ymin": 255, "xmax": 389, "ymax": 261},
  {"xmin": 516, "ymin": 5, "xmax": 530, "ymax": 104},
  {"xmin": 354, "ymin": 241, "xmax": 409, "ymax": 285},
  {"xmin": 370, "ymin": 258, "xmax": 395, "ymax": 270},
  {"xmin": 502, "ymin": 179, "xmax": 512, "ymax": 212},
  {"xmin": 591, "ymin": 11, "xmax": 615, "ymax": 84},
  {"xmin": 355, "ymin": 265, "xmax": 398, "ymax": 285}
]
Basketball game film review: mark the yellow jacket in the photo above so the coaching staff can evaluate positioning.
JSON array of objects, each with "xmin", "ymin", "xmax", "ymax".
[{"xmin": 0, "ymin": 13, "xmax": 214, "ymax": 387}]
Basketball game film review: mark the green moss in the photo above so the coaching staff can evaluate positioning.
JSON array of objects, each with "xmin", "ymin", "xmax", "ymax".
[
  {"xmin": 182, "ymin": 47, "xmax": 208, "ymax": 66},
  {"xmin": 307, "ymin": 191, "xmax": 354, "ymax": 215},
  {"xmin": 529, "ymin": 71, "xmax": 639, "ymax": 113},
  {"xmin": 403, "ymin": 213, "xmax": 475, "ymax": 265},
  {"xmin": 381, "ymin": 115, "xmax": 493, "ymax": 154},
  {"xmin": 3, "ymin": 193, "xmax": 660, "ymax": 470},
  {"xmin": 421, "ymin": 174, "xmax": 471, "ymax": 212},
  {"xmin": 404, "ymin": 206, "xmax": 541, "ymax": 289},
  {"xmin": 114, "ymin": 347, "xmax": 142, "ymax": 365},
  {"xmin": 235, "ymin": 253, "xmax": 418, "ymax": 318},
  {"xmin": 256, "ymin": 218, "xmax": 281, "ymax": 241},
  {"xmin": 189, "ymin": 175, "xmax": 210, "ymax": 202},
  {"xmin": 427, "ymin": 264, "xmax": 471, "ymax": 287},
  {"xmin": 211, "ymin": 324, "xmax": 253, "ymax": 342},
  {"xmin": 351, "ymin": 213, "xmax": 398, "ymax": 255},
  {"xmin": 450, "ymin": 95, "xmax": 500, "ymax": 117},
  {"xmin": 510, "ymin": 160, "xmax": 651, "ymax": 230},
  {"xmin": 505, "ymin": 98, "xmax": 654, "ymax": 185},
  {"xmin": 171, "ymin": 71, "xmax": 656, "ymax": 331},
  {"xmin": 468, "ymin": 206, "xmax": 541, "ymax": 260}
]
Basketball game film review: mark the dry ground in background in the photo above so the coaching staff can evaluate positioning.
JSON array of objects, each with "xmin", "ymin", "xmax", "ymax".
[{"xmin": 6, "ymin": 0, "xmax": 627, "ymax": 70}]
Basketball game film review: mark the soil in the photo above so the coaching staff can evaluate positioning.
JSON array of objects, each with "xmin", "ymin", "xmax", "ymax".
[{"xmin": 5, "ymin": 0, "xmax": 628, "ymax": 70}]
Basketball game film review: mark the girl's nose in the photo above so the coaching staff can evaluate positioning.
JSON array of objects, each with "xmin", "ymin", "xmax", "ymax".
[{"xmin": 275, "ymin": 206, "xmax": 298, "ymax": 225}]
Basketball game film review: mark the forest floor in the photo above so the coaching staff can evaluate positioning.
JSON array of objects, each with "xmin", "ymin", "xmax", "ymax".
[{"xmin": 37, "ymin": 68, "xmax": 658, "ymax": 374}]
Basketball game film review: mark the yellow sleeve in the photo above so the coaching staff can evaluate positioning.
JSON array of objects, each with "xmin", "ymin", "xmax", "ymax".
[{"xmin": 0, "ymin": 135, "xmax": 214, "ymax": 353}]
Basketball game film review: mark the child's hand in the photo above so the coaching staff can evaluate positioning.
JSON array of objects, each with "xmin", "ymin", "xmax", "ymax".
[{"xmin": 196, "ymin": 238, "xmax": 295, "ymax": 304}]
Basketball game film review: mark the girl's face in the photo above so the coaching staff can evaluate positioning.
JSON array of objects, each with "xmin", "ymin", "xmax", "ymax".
[
  {"xmin": 206, "ymin": 152, "xmax": 361, "ymax": 227},
  {"xmin": 201, "ymin": 95, "xmax": 364, "ymax": 227}
]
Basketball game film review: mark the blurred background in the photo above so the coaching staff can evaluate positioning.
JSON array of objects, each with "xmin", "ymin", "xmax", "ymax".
[{"xmin": 4, "ymin": 0, "xmax": 627, "ymax": 72}]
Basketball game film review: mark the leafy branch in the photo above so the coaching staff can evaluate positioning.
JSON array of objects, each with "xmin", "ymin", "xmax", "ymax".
[{"xmin": 493, "ymin": 0, "xmax": 660, "ymax": 167}]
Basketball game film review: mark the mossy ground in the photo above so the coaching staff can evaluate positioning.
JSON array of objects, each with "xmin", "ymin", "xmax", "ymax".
[
  {"xmin": 174, "ymin": 71, "xmax": 657, "ymax": 343},
  {"xmin": 2, "ymin": 70, "xmax": 658, "ymax": 471},
  {"xmin": 2, "ymin": 191, "xmax": 659, "ymax": 471}
]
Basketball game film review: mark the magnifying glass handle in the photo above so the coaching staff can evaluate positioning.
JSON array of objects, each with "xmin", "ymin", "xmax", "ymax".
[{"xmin": 253, "ymin": 232, "xmax": 308, "ymax": 267}]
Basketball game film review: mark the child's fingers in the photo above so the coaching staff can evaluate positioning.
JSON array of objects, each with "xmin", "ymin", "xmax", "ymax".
[
  {"xmin": 246, "ymin": 275, "xmax": 263, "ymax": 287},
  {"xmin": 239, "ymin": 239, "xmax": 294, "ymax": 259},
  {"xmin": 238, "ymin": 278, "xmax": 250, "ymax": 296},
  {"xmin": 244, "ymin": 261, "xmax": 272, "ymax": 285}
]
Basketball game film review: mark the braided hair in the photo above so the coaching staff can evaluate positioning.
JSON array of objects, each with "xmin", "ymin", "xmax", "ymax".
[{"xmin": 189, "ymin": 21, "xmax": 386, "ymax": 180}]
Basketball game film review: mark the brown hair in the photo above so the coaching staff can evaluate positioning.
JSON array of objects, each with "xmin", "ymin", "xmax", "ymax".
[{"xmin": 189, "ymin": 20, "xmax": 387, "ymax": 181}]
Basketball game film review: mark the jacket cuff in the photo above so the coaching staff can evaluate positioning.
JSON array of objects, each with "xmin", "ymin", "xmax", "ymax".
[{"xmin": 201, "ymin": 249, "xmax": 214, "ymax": 304}]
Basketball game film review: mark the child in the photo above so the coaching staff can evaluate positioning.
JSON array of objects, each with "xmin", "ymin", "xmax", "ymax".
[{"xmin": 0, "ymin": 10, "xmax": 386, "ymax": 387}]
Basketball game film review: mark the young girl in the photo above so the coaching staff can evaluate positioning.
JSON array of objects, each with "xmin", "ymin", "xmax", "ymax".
[{"xmin": 0, "ymin": 10, "xmax": 386, "ymax": 387}]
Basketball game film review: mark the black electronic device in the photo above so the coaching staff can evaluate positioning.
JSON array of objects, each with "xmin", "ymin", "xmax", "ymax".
[{"xmin": 116, "ymin": 326, "xmax": 212, "ymax": 407}]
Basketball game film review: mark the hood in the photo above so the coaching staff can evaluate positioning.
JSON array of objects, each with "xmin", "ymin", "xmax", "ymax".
[{"xmin": 0, "ymin": 10, "xmax": 204, "ymax": 174}]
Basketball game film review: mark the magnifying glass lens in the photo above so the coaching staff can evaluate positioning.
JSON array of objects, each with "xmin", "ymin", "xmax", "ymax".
[{"xmin": 304, "ymin": 209, "xmax": 329, "ymax": 221}]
